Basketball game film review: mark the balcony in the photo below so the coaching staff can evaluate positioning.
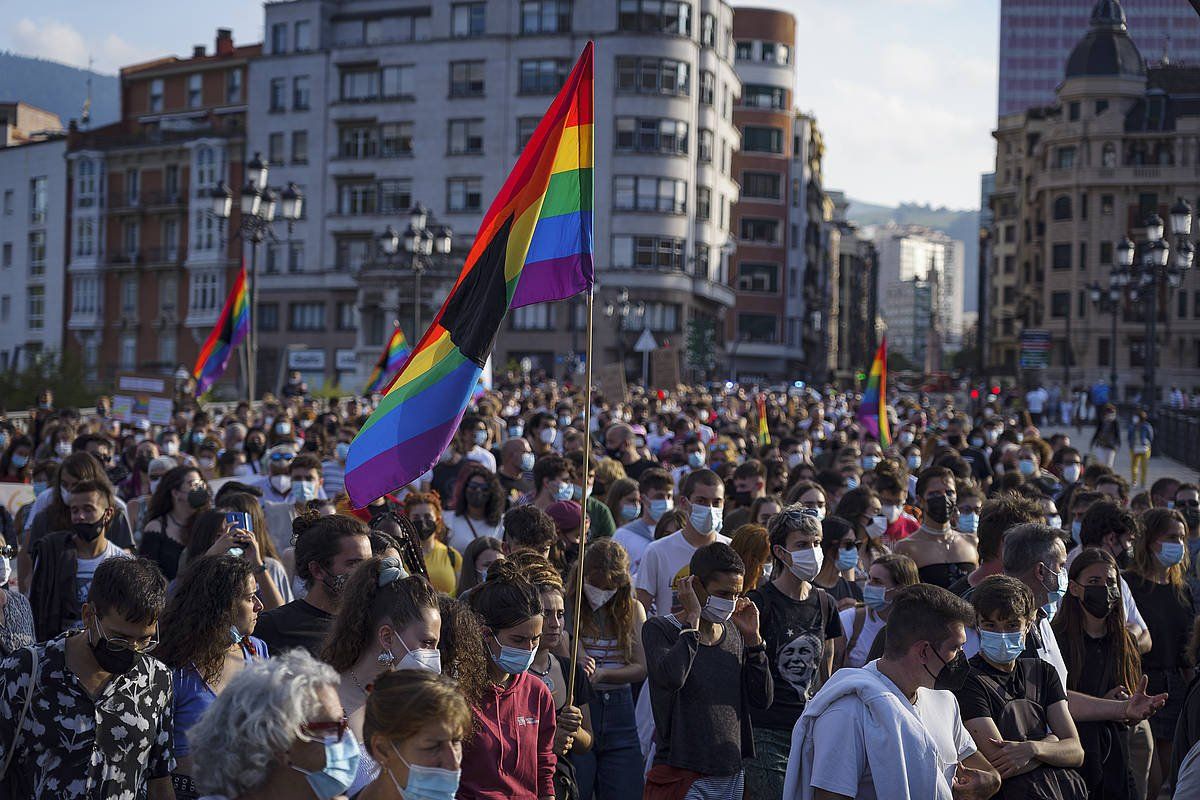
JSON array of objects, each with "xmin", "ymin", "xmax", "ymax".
[
  {"xmin": 142, "ymin": 191, "xmax": 186, "ymax": 209},
  {"xmin": 107, "ymin": 251, "xmax": 142, "ymax": 266},
  {"xmin": 142, "ymin": 247, "xmax": 183, "ymax": 266}
]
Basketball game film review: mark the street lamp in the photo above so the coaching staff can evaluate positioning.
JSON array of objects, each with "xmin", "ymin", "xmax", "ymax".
[
  {"xmin": 1088, "ymin": 270, "xmax": 1125, "ymax": 391},
  {"xmin": 209, "ymin": 152, "xmax": 304, "ymax": 403},
  {"xmin": 604, "ymin": 288, "xmax": 645, "ymax": 376},
  {"xmin": 1118, "ymin": 199, "xmax": 1194, "ymax": 419},
  {"xmin": 389, "ymin": 204, "xmax": 453, "ymax": 338}
]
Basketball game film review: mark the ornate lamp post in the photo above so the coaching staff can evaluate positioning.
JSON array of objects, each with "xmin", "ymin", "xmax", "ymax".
[{"xmin": 378, "ymin": 204, "xmax": 452, "ymax": 338}]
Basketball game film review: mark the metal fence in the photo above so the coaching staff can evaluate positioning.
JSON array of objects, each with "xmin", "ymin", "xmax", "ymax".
[{"xmin": 1158, "ymin": 409, "xmax": 1200, "ymax": 471}]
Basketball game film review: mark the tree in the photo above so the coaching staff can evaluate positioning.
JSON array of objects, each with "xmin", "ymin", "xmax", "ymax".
[
  {"xmin": 685, "ymin": 318, "xmax": 717, "ymax": 381},
  {"xmin": 0, "ymin": 350, "xmax": 96, "ymax": 412}
]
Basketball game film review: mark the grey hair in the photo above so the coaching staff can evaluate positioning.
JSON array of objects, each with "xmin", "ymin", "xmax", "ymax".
[
  {"xmin": 1002, "ymin": 523, "xmax": 1067, "ymax": 575},
  {"xmin": 190, "ymin": 649, "xmax": 340, "ymax": 797}
]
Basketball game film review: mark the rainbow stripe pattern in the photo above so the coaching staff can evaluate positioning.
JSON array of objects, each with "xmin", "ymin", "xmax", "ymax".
[
  {"xmin": 364, "ymin": 323, "xmax": 412, "ymax": 395},
  {"xmin": 757, "ymin": 394, "xmax": 771, "ymax": 446},
  {"xmin": 345, "ymin": 42, "xmax": 594, "ymax": 506},
  {"xmin": 192, "ymin": 265, "xmax": 249, "ymax": 396},
  {"xmin": 857, "ymin": 337, "xmax": 891, "ymax": 446}
]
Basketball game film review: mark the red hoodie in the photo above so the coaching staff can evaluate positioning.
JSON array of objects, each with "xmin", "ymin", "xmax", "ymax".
[{"xmin": 458, "ymin": 671, "xmax": 557, "ymax": 799}]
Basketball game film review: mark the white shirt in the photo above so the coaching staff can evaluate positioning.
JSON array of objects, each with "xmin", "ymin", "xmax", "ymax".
[
  {"xmin": 809, "ymin": 661, "xmax": 976, "ymax": 800},
  {"xmin": 1026, "ymin": 389, "xmax": 1048, "ymax": 413},
  {"xmin": 445, "ymin": 511, "xmax": 503, "ymax": 554},
  {"xmin": 1065, "ymin": 547, "xmax": 1147, "ymax": 633},
  {"xmin": 613, "ymin": 519, "xmax": 655, "ymax": 576},
  {"xmin": 464, "ymin": 445, "xmax": 497, "ymax": 473},
  {"xmin": 838, "ymin": 606, "xmax": 886, "ymax": 669},
  {"xmin": 634, "ymin": 529, "xmax": 729, "ymax": 616}
]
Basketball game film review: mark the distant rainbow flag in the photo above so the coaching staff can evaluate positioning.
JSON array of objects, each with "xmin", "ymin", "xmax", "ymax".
[
  {"xmin": 756, "ymin": 394, "xmax": 771, "ymax": 446},
  {"xmin": 192, "ymin": 264, "xmax": 249, "ymax": 396},
  {"xmin": 364, "ymin": 323, "xmax": 412, "ymax": 394},
  {"xmin": 857, "ymin": 338, "xmax": 890, "ymax": 446},
  {"xmin": 344, "ymin": 42, "xmax": 595, "ymax": 506}
]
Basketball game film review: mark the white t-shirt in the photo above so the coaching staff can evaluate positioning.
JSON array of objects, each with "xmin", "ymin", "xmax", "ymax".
[
  {"xmin": 1064, "ymin": 547, "xmax": 1147, "ymax": 632},
  {"xmin": 613, "ymin": 519, "xmax": 655, "ymax": 576},
  {"xmin": 465, "ymin": 446, "xmax": 497, "ymax": 473},
  {"xmin": 634, "ymin": 529, "xmax": 729, "ymax": 616},
  {"xmin": 72, "ymin": 542, "xmax": 130, "ymax": 629},
  {"xmin": 809, "ymin": 661, "xmax": 976, "ymax": 799},
  {"xmin": 445, "ymin": 511, "xmax": 503, "ymax": 554},
  {"xmin": 838, "ymin": 606, "xmax": 886, "ymax": 670}
]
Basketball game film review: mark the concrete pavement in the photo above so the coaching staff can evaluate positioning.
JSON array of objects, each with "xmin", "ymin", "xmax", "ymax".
[{"xmin": 1042, "ymin": 424, "xmax": 1200, "ymax": 488}]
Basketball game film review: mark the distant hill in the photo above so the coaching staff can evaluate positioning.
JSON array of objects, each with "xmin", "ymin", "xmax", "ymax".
[
  {"xmin": 846, "ymin": 199, "xmax": 980, "ymax": 312},
  {"xmin": 0, "ymin": 52, "xmax": 119, "ymax": 128}
]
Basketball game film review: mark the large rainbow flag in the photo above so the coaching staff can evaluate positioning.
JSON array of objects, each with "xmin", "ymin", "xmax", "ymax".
[
  {"xmin": 856, "ymin": 338, "xmax": 890, "ymax": 446},
  {"xmin": 364, "ymin": 323, "xmax": 412, "ymax": 395},
  {"xmin": 344, "ymin": 42, "xmax": 595, "ymax": 506},
  {"xmin": 192, "ymin": 264, "xmax": 249, "ymax": 396},
  {"xmin": 756, "ymin": 394, "xmax": 771, "ymax": 446}
]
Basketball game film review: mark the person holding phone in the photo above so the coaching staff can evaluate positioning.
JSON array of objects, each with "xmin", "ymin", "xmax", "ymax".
[{"xmin": 185, "ymin": 510, "xmax": 285, "ymax": 610}]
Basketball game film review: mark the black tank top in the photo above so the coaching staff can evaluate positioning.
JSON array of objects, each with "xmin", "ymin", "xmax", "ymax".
[{"xmin": 917, "ymin": 561, "xmax": 974, "ymax": 590}]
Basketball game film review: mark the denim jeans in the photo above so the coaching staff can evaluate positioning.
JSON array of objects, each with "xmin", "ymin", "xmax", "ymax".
[
  {"xmin": 577, "ymin": 684, "xmax": 644, "ymax": 800},
  {"xmin": 743, "ymin": 726, "xmax": 792, "ymax": 800}
]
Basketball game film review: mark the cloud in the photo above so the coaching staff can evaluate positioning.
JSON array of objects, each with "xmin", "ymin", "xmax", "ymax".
[{"xmin": 11, "ymin": 17, "xmax": 154, "ymax": 73}]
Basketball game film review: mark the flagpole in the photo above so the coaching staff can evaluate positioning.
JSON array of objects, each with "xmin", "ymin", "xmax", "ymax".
[{"xmin": 568, "ymin": 287, "xmax": 594, "ymax": 703}]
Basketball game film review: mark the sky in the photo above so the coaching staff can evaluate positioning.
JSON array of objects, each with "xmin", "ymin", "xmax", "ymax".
[{"xmin": 0, "ymin": 0, "xmax": 1000, "ymax": 210}]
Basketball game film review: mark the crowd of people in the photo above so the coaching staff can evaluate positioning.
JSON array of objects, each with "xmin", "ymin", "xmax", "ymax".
[{"xmin": 0, "ymin": 378, "xmax": 1197, "ymax": 799}]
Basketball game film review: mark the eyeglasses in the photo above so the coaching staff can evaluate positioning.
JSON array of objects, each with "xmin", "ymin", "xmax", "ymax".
[
  {"xmin": 1176, "ymin": 500, "xmax": 1200, "ymax": 509},
  {"xmin": 95, "ymin": 621, "xmax": 159, "ymax": 654},
  {"xmin": 299, "ymin": 715, "xmax": 350, "ymax": 743}
]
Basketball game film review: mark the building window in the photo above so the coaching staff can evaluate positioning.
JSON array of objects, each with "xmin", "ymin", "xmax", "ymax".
[
  {"xmin": 761, "ymin": 42, "xmax": 791, "ymax": 65},
  {"xmin": 510, "ymin": 305, "xmax": 556, "ymax": 330},
  {"xmin": 294, "ymin": 20, "xmax": 312, "ymax": 50},
  {"xmin": 340, "ymin": 126, "xmax": 377, "ymax": 158},
  {"xmin": 28, "ymin": 232, "xmax": 46, "ymax": 275},
  {"xmin": 740, "ymin": 218, "xmax": 779, "ymax": 243},
  {"xmin": 381, "ymin": 122, "xmax": 413, "ymax": 156},
  {"xmin": 614, "ymin": 56, "xmax": 689, "ymax": 96},
  {"xmin": 1052, "ymin": 243, "xmax": 1072, "ymax": 270},
  {"xmin": 194, "ymin": 146, "xmax": 218, "ymax": 191},
  {"xmin": 742, "ymin": 125, "xmax": 783, "ymax": 154},
  {"xmin": 520, "ymin": 59, "xmax": 570, "ymax": 94},
  {"xmin": 1055, "ymin": 146, "xmax": 1076, "ymax": 169},
  {"xmin": 522, "ymin": 0, "xmax": 572, "ymax": 33},
  {"xmin": 292, "ymin": 130, "xmax": 309, "ymax": 163},
  {"xmin": 334, "ymin": 301, "xmax": 357, "ymax": 331},
  {"xmin": 701, "ymin": 13, "xmax": 716, "ymax": 46},
  {"xmin": 333, "ymin": 12, "xmax": 431, "ymax": 46},
  {"xmin": 612, "ymin": 235, "xmax": 685, "ymax": 271},
  {"xmin": 187, "ymin": 74, "xmax": 202, "ymax": 108},
  {"xmin": 265, "ymin": 243, "xmax": 281, "ymax": 274},
  {"xmin": 1050, "ymin": 291, "xmax": 1070, "ymax": 318},
  {"xmin": 293, "ymin": 76, "xmax": 311, "ymax": 109},
  {"xmin": 738, "ymin": 313, "xmax": 777, "ymax": 343},
  {"xmin": 270, "ymin": 78, "xmax": 286, "ymax": 111},
  {"xmin": 158, "ymin": 332, "xmax": 176, "ymax": 366},
  {"xmin": 447, "ymin": 178, "xmax": 482, "ymax": 212},
  {"xmin": 192, "ymin": 210, "xmax": 217, "ymax": 251},
  {"xmin": 735, "ymin": 41, "xmax": 753, "ymax": 60},
  {"xmin": 696, "ymin": 186, "xmax": 711, "ymax": 220},
  {"xmin": 75, "ymin": 160, "xmax": 96, "ymax": 205},
  {"xmin": 289, "ymin": 302, "xmax": 326, "ymax": 331},
  {"xmin": 623, "ymin": 302, "xmax": 679, "ymax": 332},
  {"xmin": 380, "ymin": 179, "xmax": 412, "ymax": 213},
  {"xmin": 613, "ymin": 176, "xmax": 686, "ymax": 214},
  {"xmin": 271, "ymin": 22, "xmax": 288, "ymax": 53},
  {"xmin": 517, "ymin": 117, "xmax": 539, "ymax": 150},
  {"xmin": 118, "ymin": 334, "xmax": 136, "ymax": 369},
  {"xmin": 1053, "ymin": 195, "xmax": 1072, "ymax": 220},
  {"xmin": 268, "ymin": 132, "xmax": 285, "ymax": 164},
  {"xmin": 450, "ymin": 61, "xmax": 486, "ymax": 97},
  {"xmin": 2, "ymin": 190, "xmax": 10, "ymax": 215},
  {"xmin": 29, "ymin": 177, "xmax": 46, "ymax": 225},
  {"xmin": 150, "ymin": 79, "xmax": 164, "ymax": 112},
  {"xmin": 1101, "ymin": 194, "xmax": 1114, "ymax": 215},
  {"xmin": 159, "ymin": 274, "xmax": 177, "ymax": 312},
  {"xmin": 73, "ymin": 276, "xmax": 98, "ymax": 314},
  {"xmin": 699, "ymin": 71, "xmax": 715, "ymax": 105},
  {"xmin": 337, "ymin": 238, "xmax": 373, "ymax": 272},
  {"xmin": 121, "ymin": 277, "xmax": 138, "ymax": 314},
  {"xmin": 698, "ymin": 129, "xmax": 713, "ymax": 162},
  {"xmin": 75, "ymin": 218, "xmax": 95, "ymax": 257},
  {"xmin": 448, "ymin": 119, "xmax": 484, "ymax": 155},
  {"xmin": 453, "ymin": 3, "xmax": 487, "ymax": 37},
  {"xmin": 737, "ymin": 263, "xmax": 779, "ymax": 293},
  {"xmin": 695, "ymin": 244, "xmax": 710, "ymax": 277},
  {"xmin": 1101, "ymin": 143, "xmax": 1117, "ymax": 168},
  {"xmin": 288, "ymin": 241, "xmax": 305, "ymax": 273},
  {"xmin": 1100, "ymin": 241, "xmax": 1113, "ymax": 264},
  {"xmin": 190, "ymin": 271, "xmax": 222, "ymax": 313},
  {"xmin": 614, "ymin": 117, "xmax": 688, "ymax": 155},
  {"xmin": 259, "ymin": 303, "xmax": 279, "ymax": 332},
  {"xmin": 741, "ymin": 84, "xmax": 785, "ymax": 110},
  {"xmin": 742, "ymin": 172, "xmax": 781, "ymax": 200},
  {"xmin": 2, "ymin": 243, "xmax": 11, "ymax": 267},
  {"xmin": 617, "ymin": 0, "xmax": 691, "ymax": 35},
  {"xmin": 226, "ymin": 69, "xmax": 243, "ymax": 104},
  {"xmin": 381, "ymin": 66, "xmax": 413, "ymax": 99},
  {"xmin": 339, "ymin": 181, "xmax": 378, "ymax": 215}
]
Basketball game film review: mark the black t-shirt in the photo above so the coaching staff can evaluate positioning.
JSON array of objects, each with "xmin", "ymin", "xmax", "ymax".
[
  {"xmin": 137, "ymin": 527, "xmax": 185, "ymax": 581},
  {"xmin": 747, "ymin": 581, "xmax": 843, "ymax": 730},
  {"xmin": 254, "ymin": 598, "xmax": 333, "ymax": 658},
  {"xmin": 955, "ymin": 655, "xmax": 1067, "ymax": 726},
  {"xmin": 960, "ymin": 447, "xmax": 994, "ymax": 484},
  {"xmin": 822, "ymin": 575, "xmax": 863, "ymax": 604},
  {"xmin": 624, "ymin": 458, "xmax": 656, "ymax": 481},
  {"xmin": 1058, "ymin": 631, "xmax": 1120, "ymax": 699},
  {"xmin": 946, "ymin": 574, "xmax": 973, "ymax": 598},
  {"xmin": 1123, "ymin": 571, "xmax": 1195, "ymax": 672}
]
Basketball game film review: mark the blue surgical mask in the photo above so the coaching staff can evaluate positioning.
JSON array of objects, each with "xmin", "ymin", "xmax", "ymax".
[
  {"xmin": 519, "ymin": 452, "xmax": 536, "ymax": 472},
  {"xmin": 572, "ymin": 484, "xmax": 584, "ymax": 502},
  {"xmin": 621, "ymin": 503, "xmax": 640, "ymax": 521},
  {"xmin": 491, "ymin": 635, "xmax": 536, "ymax": 675},
  {"xmin": 32, "ymin": 481, "xmax": 47, "ymax": 496},
  {"xmin": 1071, "ymin": 519, "xmax": 1083, "ymax": 545},
  {"xmin": 1018, "ymin": 459, "xmax": 1037, "ymax": 476},
  {"xmin": 648, "ymin": 498, "xmax": 673, "ymax": 522},
  {"xmin": 957, "ymin": 512, "xmax": 979, "ymax": 534},
  {"xmin": 388, "ymin": 742, "xmax": 461, "ymax": 800},
  {"xmin": 508, "ymin": 425, "xmax": 524, "ymax": 438},
  {"xmin": 687, "ymin": 451, "xmax": 705, "ymax": 469},
  {"xmin": 10, "ymin": 453, "xmax": 27, "ymax": 468},
  {"xmin": 291, "ymin": 730, "xmax": 361, "ymax": 800},
  {"xmin": 861, "ymin": 455, "xmax": 880, "ymax": 471},
  {"xmin": 1041, "ymin": 563, "xmax": 1067, "ymax": 606},
  {"xmin": 1157, "ymin": 541, "xmax": 1186, "ymax": 568},
  {"xmin": 863, "ymin": 583, "xmax": 889, "ymax": 612},
  {"xmin": 845, "ymin": 476, "xmax": 859, "ymax": 490},
  {"xmin": 474, "ymin": 430, "xmax": 488, "ymax": 447},
  {"xmin": 688, "ymin": 504, "xmax": 723, "ymax": 535},
  {"xmin": 979, "ymin": 630, "xmax": 1026, "ymax": 664},
  {"xmin": 334, "ymin": 442, "xmax": 351, "ymax": 462},
  {"xmin": 836, "ymin": 547, "xmax": 859, "ymax": 571},
  {"xmin": 553, "ymin": 482, "xmax": 573, "ymax": 502},
  {"xmin": 907, "ymin": 455, "xmax": 922, "ymax": 471}
]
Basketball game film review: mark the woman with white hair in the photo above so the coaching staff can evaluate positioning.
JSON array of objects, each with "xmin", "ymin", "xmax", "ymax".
[{"xmin": 190, "ymin": 649, "xmax": 361, "ymax": 800}]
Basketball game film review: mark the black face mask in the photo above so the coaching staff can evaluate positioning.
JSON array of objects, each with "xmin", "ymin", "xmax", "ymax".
[
  {"xmin": 89, "ymin": 625, "xmax": 138, "ymax": 675},
  {"xmin": 465, "ymin": 487, "xmax": 492, "ymax": 507},
  {"xmin": 732, "ymin": 490, "xmax": 754, "ymax": 508},
  {"xmin": 1081, "ymin": 584, "xmax": 1120, "ymax": 619},
  {"xmin": 1114, "ymin": 543, "xmax": 1134, "ymax": 569},
  {"xmin": 72, "ymin": 519, "xmax": 105, "ymax": 543},
  {"xmin": 924, "ymin": 494, "xmax": 954, "ymax": 525},
  {"xmin": 412, "ymin": 518, "xmax": 438, "ymax": 539},
  {"xmin": 930, "ymin": 647, "xmax": 971, "ymax": 692},
  {"xmin": 188, "ymin": 487, "xmax": 210, "ymax": 509},
  {"xmin": 1183, "ymin": 508, "xmax": 1200, "ymax": 529}
]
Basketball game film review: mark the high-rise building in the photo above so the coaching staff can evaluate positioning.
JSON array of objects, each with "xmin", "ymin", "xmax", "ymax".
[
  {"xmin": 250, "ymin": 0, "xmax": 742, "ymax": 391},
  {"xmin": 988, "ymin": 0, "xmax": 1200, "ymax": 397},
  {"xmin": 998, "ymin": 0, "xmax": 1200, "ymax": 116},
  {"xmin": 65, "ymin": 29, "xmax": 256, "ymax": 387},
  {"xmin": 0, "ymin": 104, "xmax": 66, "ymax": 370},
  {"xmin": 829, "ymin": 190, "xmax": 879, "ymax": 382}
]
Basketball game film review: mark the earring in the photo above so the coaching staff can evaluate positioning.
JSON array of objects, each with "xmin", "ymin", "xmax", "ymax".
[{"xmin": 377, "ymin": 649, "xmax": 395, "ymax": 668}]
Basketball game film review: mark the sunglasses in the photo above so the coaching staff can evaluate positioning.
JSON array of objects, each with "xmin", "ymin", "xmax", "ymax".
[
  {"xmin": 299, "ymin": 715, "xmax": 350, "ymax": 743},
  {"xmin": 269, "ymin": 452, "xmax": 296, "ymax": 462}
]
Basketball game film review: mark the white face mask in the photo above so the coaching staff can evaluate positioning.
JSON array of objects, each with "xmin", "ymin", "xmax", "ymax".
[
  {"xmin": 866, "ymin": 515, "xmax": 888, "ymax": 539},
  {"xmin": 881, "ymin": 503, "xmax": 901, "ymax": 524},
  {"xmin": 701, "ymin": 594, "xmax": 737, "ymax": 623},
  {"xmin": 688, "ymin": 504, "xmax": 723, "ymax": 535},
  {"xmin": 291, "ymin": 480, "xmax": 318, "ymax": 502},
  {"xmin": 269, "ymin": 474, "xmax": 292, "ymax": 495},
  {"xmin": 539, "ymin": 427, "xmax": 557, "ymax": 444},
  {"xmin": 0, "ymin": 558, "xmax": 12, "ymax": 586},
  {"xmin": 787, "ymin": 544, "xmax": 823, "ymax": 582},
  {"xmin": 395, "ymin": 638, "xmax": 442, "ymax": 674},
  {"xmin": 1061, "ymin": 465, "xmax": 1081, "ymax": 484},
  {"xmin": 583, "ymin": 582, "xmax": 618, "ymax": 610}
]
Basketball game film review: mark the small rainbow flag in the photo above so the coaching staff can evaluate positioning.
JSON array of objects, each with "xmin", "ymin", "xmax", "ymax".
[
  {"xmin": 756, "ymin": 394, "xmax": 771, "ymax": 446},
  {"xmin": 192, "ymin": 264, "xmax": 249, "ymax": 396},
  {"xmin": 364, "ymin": 323, "xmax": 412, "ymax": 395},
  {"xmin": 857, "ymin": 338, "xmax": 890, "ymax": 446},
  {"xmin": 345, "ymin": 42, "xmax": 595, "ymax": 506}
]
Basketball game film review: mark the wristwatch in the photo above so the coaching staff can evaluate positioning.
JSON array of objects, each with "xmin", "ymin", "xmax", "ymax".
[{"xmin": 251, "ymin": 562, "xmax": 268, "ymax": 574}]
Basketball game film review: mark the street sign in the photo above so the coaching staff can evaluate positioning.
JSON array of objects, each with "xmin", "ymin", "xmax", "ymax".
[
  {"xmin": 1020, "ymin": 329, "xmax": 1051, "ymax": 369},
  {"xmin": 633, "ymin": 329, "xmax": 657, "ymax": 352}
]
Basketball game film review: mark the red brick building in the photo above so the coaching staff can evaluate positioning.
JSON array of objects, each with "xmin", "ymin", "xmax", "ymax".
[{"xmin": 65, "ymin": 29, "xmax": 258, "ymax": 391}]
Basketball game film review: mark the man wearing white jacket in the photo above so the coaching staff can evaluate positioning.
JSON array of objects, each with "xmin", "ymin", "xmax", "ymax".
[{"xmin": 783, "ymin": 584, "xmax": 1001, "ymax": 800}]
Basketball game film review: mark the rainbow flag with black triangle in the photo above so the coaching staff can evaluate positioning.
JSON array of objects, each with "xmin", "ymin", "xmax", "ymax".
[
  {"xmin": 856, "ymin": 338, "xmax": 890, "ymax": 446},
  {"xmin": 192, "ymin": 264, "xmax": 249, "ymax": 396},
  {"xmin": 344, "ymin": 42, "xmax": 595, "ymax": 506},
  {"xmin": 364, "ymin": 323, "xmax": 412, "ymax": 395}
]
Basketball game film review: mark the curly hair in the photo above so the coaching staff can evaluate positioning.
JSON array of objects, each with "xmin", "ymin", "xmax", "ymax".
[
  {"xmin": 437, "ymin": 593, "xmax": 490, "ymax": 707},
  {"xmin": 451, "ymin": 463, "xmax": 504, "ymax": 527},
  {"xmin": 369, "ymin": 509, "xmax": 429, "ymax": 580},
  {"xmin": 403, "ymin": 490, "xmax": 448, "ymax": 544},
  {"xmin": 292, "ymin": 511, "xmax": 370, "ymax": 588},
  {"xmin": 319, "ymin": 556, "xmax": 439, "ymax": 673},
  {"xmin": 468, "ymin": 557, "xmax": 543, "ymax": 632},
  {"xmin": 505, "ymin": 551, "xmax": 563, "ymax": 594},
  {"xmin": 565, "ymin": 538, "xmax": 638, "ymax": 661},
  {"xmin": 156, "ymin": 555, "xmax": 255, "ymax": 684}
]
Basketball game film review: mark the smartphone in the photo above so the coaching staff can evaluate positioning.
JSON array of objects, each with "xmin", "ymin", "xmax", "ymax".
[{"xmin": 224, "ymin": 511, "xmax": 252, "ymax": 532}]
